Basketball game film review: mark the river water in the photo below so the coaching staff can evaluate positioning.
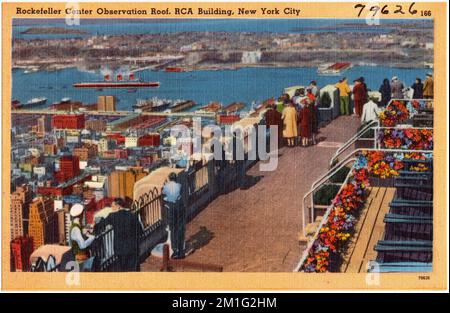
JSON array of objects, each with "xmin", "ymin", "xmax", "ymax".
[
  {"xmin": 12, "ymin": 66, "xmax": 431, "ymax": 111},
  {"xmin": 12, "ymin": 18, "xmax": 432, "ymax": 110}
]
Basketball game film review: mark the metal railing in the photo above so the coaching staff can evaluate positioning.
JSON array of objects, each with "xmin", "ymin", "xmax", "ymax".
[
  {"xmin": 302, "ymin": 156, "xmax": 357, "ymax": 237},
  {"xmin": 329, "ymin": 119, "xmax": 378, "ymax": 168},
  {"xmin": 92, "ymin": 221, "xmax": 117, "ymax": 271}
]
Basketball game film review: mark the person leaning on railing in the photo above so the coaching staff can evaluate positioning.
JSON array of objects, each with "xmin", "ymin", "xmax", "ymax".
[
  {"xmin": 162, "ymin": 172, "xmax": 186, "ymax": 259},
  {"xmin": 102, "ymin": 198, "xmax": 144, "ymax": 272}
]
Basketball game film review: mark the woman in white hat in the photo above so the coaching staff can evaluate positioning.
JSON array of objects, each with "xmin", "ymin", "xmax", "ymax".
[{"xmin": 69, "ymin": 203, "xmax": 95, "ymax": 263}]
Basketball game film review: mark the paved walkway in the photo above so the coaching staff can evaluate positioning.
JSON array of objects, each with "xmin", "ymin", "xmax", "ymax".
[{"xmin": 142, "ymin": 115, "xmax": 361, "ymax": 272}]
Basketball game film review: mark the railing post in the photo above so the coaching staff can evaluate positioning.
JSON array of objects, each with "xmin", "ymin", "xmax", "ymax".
[{"xmin": 207, "ymin": 160, "xmax": 216, "ymax": 200}]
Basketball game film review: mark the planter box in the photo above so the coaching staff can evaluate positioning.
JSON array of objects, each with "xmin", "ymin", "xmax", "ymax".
[{"xmin": 314, "ymin": 205, "xmax": 328, "ymax": 219}]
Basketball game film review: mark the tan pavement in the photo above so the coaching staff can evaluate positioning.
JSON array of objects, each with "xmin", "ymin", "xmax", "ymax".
[{"xmin": 142, "ymin": 115, "xmax": 361, "ymax": 272}]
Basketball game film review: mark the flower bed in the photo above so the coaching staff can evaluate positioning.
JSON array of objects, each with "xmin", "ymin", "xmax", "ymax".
[
  {"xmin": 302, "ymin": 165, "xmax": 369, "ymax": 272},
  {"xmin": 300, "ymin": 150, "xmax": 432, "ymax": 272},
  {"xmin": 380, "ymin": 101, "xmax": 409, "ymax": 126},
  {"xmin": 378, "ymin": 128, "xmax": 433, "ymax": 150}
]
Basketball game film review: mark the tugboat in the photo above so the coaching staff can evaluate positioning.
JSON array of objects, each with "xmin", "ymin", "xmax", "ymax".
[{"xmin": 74, "ymin": 73, "xmax": 160, "ymax": 89}]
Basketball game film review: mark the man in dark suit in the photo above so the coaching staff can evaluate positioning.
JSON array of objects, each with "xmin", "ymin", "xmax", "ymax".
[{"xmin": 104, "ymin": 198, "xmax": 143, "ymax": 271}]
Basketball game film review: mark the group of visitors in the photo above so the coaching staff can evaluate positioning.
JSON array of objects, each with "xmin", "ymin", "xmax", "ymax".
[
  {"xmin": 69, "ymin": 197, "xmax": 143, "ymax": 272},
  {"xmin": 334, "ymin": 73, "xmax": 434, "ymax": 120},
  {"xmin": 379, "ymin": 73, "xmax": 434, "ymax": 106},
  {"xmin": 67, "ymin": 171, "xmax": 187, "ymax": 272},
  {"xmin": 273, "ymin": 81, "xmax": 320, "ymax": 147},
  {"xmin": 335, "ymin": 76, "xmax": 369, "ymax": 117}
]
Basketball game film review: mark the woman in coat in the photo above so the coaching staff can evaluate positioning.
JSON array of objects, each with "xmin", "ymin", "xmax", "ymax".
[
  {"xmin": 298, "ymin": 101, "xmax": 312, "ymax": 147},
  {"xmin": 423, "ymin": 73, "xmax": 433, "ymax": 99},
  {"xmin": 379, "ymin": 78, "xmax": 391, "ymax": 107},
  {"xmin": 411, "ymin": 78, "xmax": 424, "ymax": 99},
  {"xmin": 281, "ymin": 101, "xmax": 298, "ymax": 147},
  {"xmin": 390, "ymin": 76, "xmax": 405, "ymax": 99},
  {"xmin": 353, "ymin": 78, "xmax": 367, "ymax": 117}
]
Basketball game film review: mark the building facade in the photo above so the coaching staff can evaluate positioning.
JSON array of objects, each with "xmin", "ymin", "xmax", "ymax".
[
  {"xmin": 28, "ymin": 197, "xmax": 57, "ymax": 249},
  {"xmin": 10, "ymin": 236, "xmax": 34, "ymax": 272},
  {"xmin": 52, "ymin": 114, "xmax": 85, "ymax": 130},
  {"xmin": 10, "ymin": 184, "xmax": 33, "ymax": 240}
]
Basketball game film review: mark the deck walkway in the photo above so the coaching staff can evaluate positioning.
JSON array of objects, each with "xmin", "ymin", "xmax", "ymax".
[
  {"xmin": 342, "ymin": 187, "xmax": 396, "ymax": 273},
  {"xmin": 142, "ymin": 115, "xmax": 361, "ymax": 272}
]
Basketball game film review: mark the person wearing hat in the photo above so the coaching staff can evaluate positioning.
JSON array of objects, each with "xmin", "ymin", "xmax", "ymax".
[
  {"xmin": 352, "ymin": 78, "xmax": 367, "ymax": 117},
  {"xmin": 390, "ymin": 76, "xmax": 405, "ymax": 99},
  {"xmin": 162, "ymin": 172, "xmax": 186, "ymax": 259},
  {"xmin": 69, "ymin": 203, "xmax": 95, "ymax": 263},
  {"xmin": 423, "ymin": 73, "xmax": 433, "ymax": 99}
]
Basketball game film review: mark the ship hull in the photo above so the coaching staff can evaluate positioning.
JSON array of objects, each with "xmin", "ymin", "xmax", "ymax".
[{"xmin": 73, "ymin": 82, "xmax": 160, "ymax": 88}]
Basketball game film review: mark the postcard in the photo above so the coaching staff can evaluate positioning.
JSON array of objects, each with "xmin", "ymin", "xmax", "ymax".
[{"xmin": 1, "ymin": 1, "xmax": 447, "ymax": 291}]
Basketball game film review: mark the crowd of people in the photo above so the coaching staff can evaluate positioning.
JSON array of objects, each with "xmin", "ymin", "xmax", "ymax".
[{"xmin": 266, "ymin": 73, "xmax": 434, "ymax": 148}]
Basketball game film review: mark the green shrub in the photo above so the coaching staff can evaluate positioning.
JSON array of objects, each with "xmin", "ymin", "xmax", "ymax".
[
  {"xmin": 329, "ymin": 166, "xmax": 351, "ymax": 183},
  {"xmin": 313, "ymin": 184, "xmax": 341, "ymax": 205},
  {"xmin": 357, "ymin": 122, "xmax": 375, "ymax": 138},
  {"xmin": 319, "ymin": 91, "xmax": 332, "ymax": 109}
]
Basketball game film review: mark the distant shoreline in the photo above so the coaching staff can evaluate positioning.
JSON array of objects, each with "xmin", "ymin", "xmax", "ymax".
[{"xmin": 20, "ymin": 27, "xmax": 89, "ymax": 35}]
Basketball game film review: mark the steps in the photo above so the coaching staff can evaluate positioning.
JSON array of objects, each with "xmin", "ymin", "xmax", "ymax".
[{"xmin": 342, "ymin": 187, "xmax": 396, "ymax": 273}]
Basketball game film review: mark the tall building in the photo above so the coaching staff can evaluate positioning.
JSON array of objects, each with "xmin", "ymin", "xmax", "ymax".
[
  {"xmin": 36, "ymin": 115, "xmax": 51, "ymax": 137},
  {"xmin": 28, "ymin": 197, "xmax": 57, "ymax": 249},
  {"xmin": 97, "ymin": 95, "xmax": 116, "ymax": 112},
  {"xmin": 108, "ymin": 169, "xmax": 147, "ymax": 200},
  {"xmin": 10, "ymin": 236, "xmax": 34, "ymax": 272},
  {"xmin": 10, "ymin": 184, "xmax": 33, "ymax": 240},
  {"xmin": 55, "ymin": 155, "xmax": 80, "ymax": 183}
]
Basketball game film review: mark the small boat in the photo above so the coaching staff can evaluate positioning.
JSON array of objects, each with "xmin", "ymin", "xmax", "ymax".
[
  {"xmin": 165, "ymin": 67, "xmax": 184, "ymax": 73},
  {"xmin": 23, "ymin": 97, "xmax": 47, "ymax": 108},
  {"xmin": 61, "ymin": 97, "xmax": 71, "ymax": 103},
  {"xmin": 317, "ymin": 62, "xmax": 352, "ymax": 76}
]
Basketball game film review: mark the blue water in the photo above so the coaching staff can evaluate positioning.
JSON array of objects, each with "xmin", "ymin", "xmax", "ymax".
[
  {"xmin": 12, "ymin": 66, "xmax": 431, "ymax": 110},
  {"xmin": 12, "ymin": 18, "xmax": 431, "ymax": 40}
]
